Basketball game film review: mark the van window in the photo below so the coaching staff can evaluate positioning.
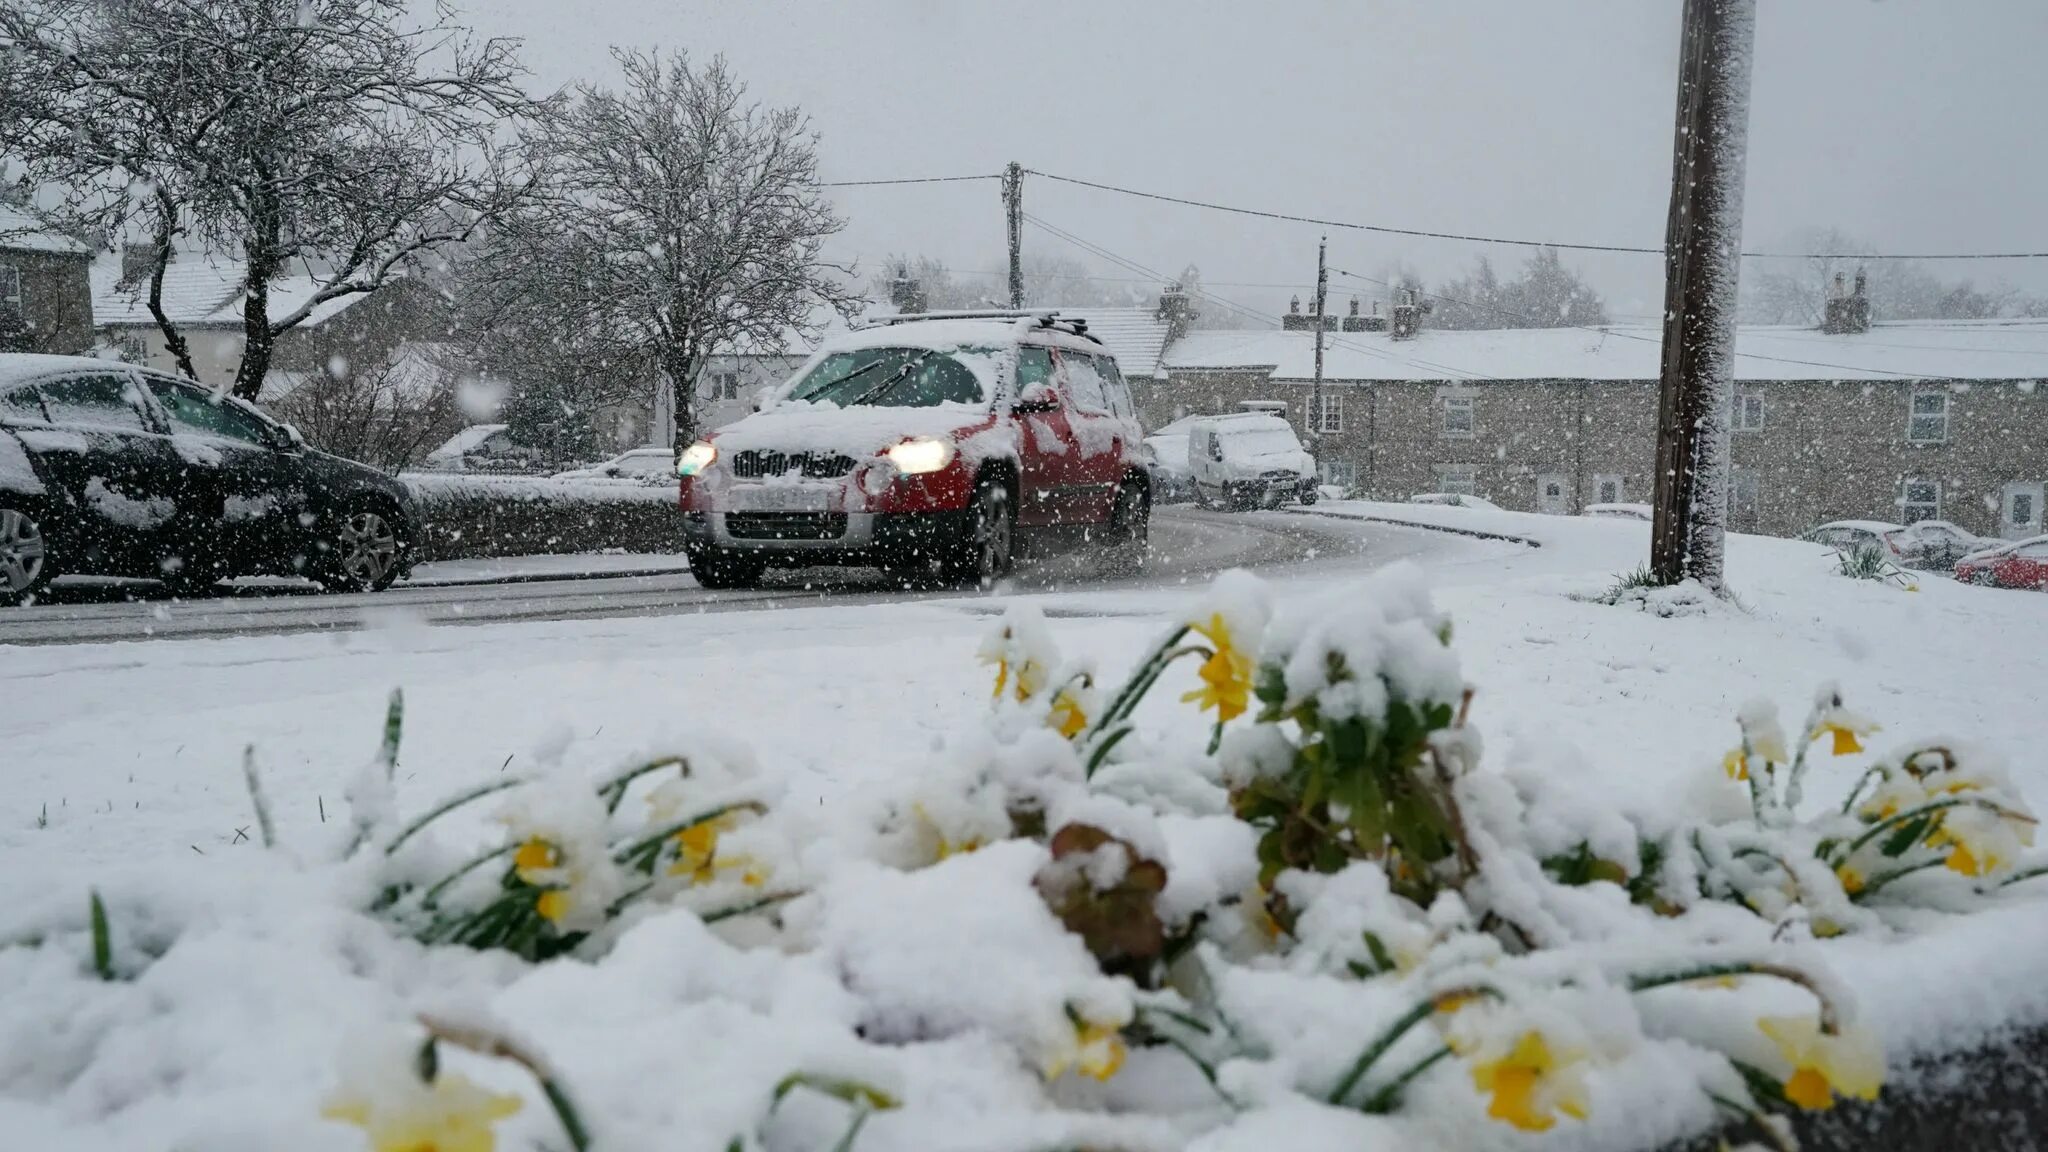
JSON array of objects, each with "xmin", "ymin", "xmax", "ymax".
[{"xmin": 1061, "ymin": 352, "xmax": 1112, "ymax": 415}]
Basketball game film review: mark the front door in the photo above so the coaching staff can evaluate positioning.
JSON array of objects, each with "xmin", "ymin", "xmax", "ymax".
[
  {"xmin": 143, "ymin": 375, "xmax": 311, "ymax": 578},
  {"xmin": 2002, "ymin": 482, "xmax": 2044, "ymax": 540},
  {"xmin": 1014, "ymin": 345, "xmax": 1084, "ymax": 527},
  {"xmin": 1050, "ymin": 348, "xmax": 1126, "ymax": 525},
  {"xmin": 21, "ymin": 369, "xmax": 184, "ymax": 576},
  {"xmin": 1536, "ymin": 473, "xmax": 1569, "ymax": 515}
]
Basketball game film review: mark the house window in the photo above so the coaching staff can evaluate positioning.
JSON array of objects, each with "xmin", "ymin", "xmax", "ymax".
[
  {"xmin": 1434, "ymin": 464, "xmax": 1476, "ymax": 496},
  {"xmin": 1899, "ymin": 478, "xmax": 1940, "ymax": 523},
  {"xmin": 1593, "ymin": 474, "xmax": 1623, "ymax": 505},
  {"xmin": 1315, "ymin": 393, "xmax": 1343, "ymax": 433},
  {"xmin": 1730, "ymin": 471, "xmax": 1761, "ymax": 532},
  {"xmin": 1320, "ymin": 459, "xmax": 1356, "ymax": 489},
  {"xmin": 1907, "ymin": 391, "xmax": 1949, "ymax": 444},
  {"xmin": 1442, "ymin": 396, "xmax": 1474, "ymax": 438},
  {"xmin": 1732, "ymin": 393, "xmax": 1764, "ymax": 431},
  {"xmin": 707, "ymin": 371, "xmax": 741, "ymax": 402},
  {"xmin": 0, "ymin": 264, "xmax": 20, "ymax": 305}
]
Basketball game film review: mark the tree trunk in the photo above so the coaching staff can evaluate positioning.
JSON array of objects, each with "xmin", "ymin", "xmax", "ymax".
[
  {"xmin": 666, "ymin": 346, "xmax": 700, "ymax": 451},
  {"xmin": 144, "ymin": 193, "xmax": 200, "ymax": 383},
  {"xmin": 232, "ymin": 274, "xmax": 276, "ymax": 402}
]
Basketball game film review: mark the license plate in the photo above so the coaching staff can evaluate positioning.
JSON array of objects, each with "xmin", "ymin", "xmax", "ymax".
[{"xmin": 732, "ymin": 484, "xmax": 830, "ymax": 512}]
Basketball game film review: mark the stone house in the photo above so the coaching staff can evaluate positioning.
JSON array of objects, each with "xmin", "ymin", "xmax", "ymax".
[
  {"xmin": 0, "ymin": 202, "xmax": 94, "ymax": 355},
  {"xmin": 1140, "ymin": 316, "xmax": 2048, "ymax": 541}
]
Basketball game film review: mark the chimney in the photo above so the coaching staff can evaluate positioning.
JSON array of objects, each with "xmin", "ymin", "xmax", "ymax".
[
  {"xmin": 888, "ymin": 265, "xmax": 927, "ymax": 314},
  {"xmin": 1820, "ymin": 264, "xmax": 1871, "ymax": 334},
  {"xmin": 1156, "ymin": 281, "xmax": 1193, "ymax": 341},
  {"xmin": 1282, "ymin": 294, "xmax": 1315, "ymax": 332},
  {"xmin": 121, "ymin": 242, "xmax": 163, "ymax": 285},
  {"xmin": 1342, "ymin": 296, "xmax": 1369, "ymax": 333},
  {"xmin": 1390, "ymin": 288, "xmax": 1430, "ymax": 340}
]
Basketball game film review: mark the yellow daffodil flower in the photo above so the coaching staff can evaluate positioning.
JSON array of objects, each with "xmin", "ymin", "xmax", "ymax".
[
  {"xmin": 323, "ymin": 1070, "xmax": 522, "ymax": 1152},
  {"xmin": 1929, "ymin": 806, "xmax": 2034, "ymax": 879},
  {"xmin": 534, "ymin": 889, "xmax": 571, "ymax": 925},
  {"xmin": 1836, "ymin": 864, "xmax": 1866, "ymax": 895},
  {"xmin": 1048, "ymin": 689, "xmax": 1089, "ymax": 739},
  {"xmin": 1757, "ymin": 1016, "xmax": 1883, "ymax": 1111},
  {"xmin": 911, "ymin": 802, "xmax": 986, "ymax": 863},
  {"xmin": 980, "ymin": 647, "xmax": 1049, "ymax": 703},
  {"xmin": 1043, "ymin": 1019, "xmax": 1127, "ymax": 1082},
  {"xmin": 1814, "ymin": 718, "xmax": 1877, "ymax": 757},
  {"xmin": 512, "ymin": 838, "xmax": 560, "ymax": 884},
  {"xmin": 1179, "ymin": 613, "xmax": 1255, "ymax": 723},
  {"xmin": 1721, "ymin": 748, "xmax": 1749, "ymax": 781},
  {"xmin": 669, "ymin": 812, "xmax": 762, "ymax": 885},
  {"xmin": 1465, "ymin": 1030, "xmax": 1590, "ymax": 1132}
]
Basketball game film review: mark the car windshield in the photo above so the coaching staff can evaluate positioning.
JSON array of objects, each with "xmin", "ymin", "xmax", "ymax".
[
  {"xmin": 1220, "ymin": 427, "xmax": 1302, "ymax": 457},
  {"xmin": 783, "ymin": 346, "xmax": 989, "ymax": 408}
]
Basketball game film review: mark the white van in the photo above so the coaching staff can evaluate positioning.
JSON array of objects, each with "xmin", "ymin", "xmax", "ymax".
[{"xmin": 1186, "ymin": 413, "xmax": 1319, "ymax": 510}]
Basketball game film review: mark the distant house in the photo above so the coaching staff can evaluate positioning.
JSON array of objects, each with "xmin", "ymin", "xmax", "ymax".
[
  {"xmin": 89, "ymin": 250, "xmax": 452, "ymax": 397},
  {"xmin": 0, "ymin": 202, "xmax": 94, "ymax": 355},
  {"xmin": 422, "ymin": 423, "xmax": 542, "ymax": 473}
]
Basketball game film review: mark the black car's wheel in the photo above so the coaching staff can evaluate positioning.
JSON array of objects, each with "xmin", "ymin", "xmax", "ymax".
[
  {"xmin": 319, "ymin": 505, "xmax": 406, "ymax": 593},
  {"xmin": 1103, "ymin": 480, "xmax": 1149, "ymax": 577},
  {"xmin": 946, "ymin": 479, "xmax": 1015, "ymax": 589},
  {"xmin": 688, "ymin": 548, "xmax": 765, "ymax": 589},
  {"xmin": 0, "ymin": 505, "xmax": 54, "ymax": 606}
]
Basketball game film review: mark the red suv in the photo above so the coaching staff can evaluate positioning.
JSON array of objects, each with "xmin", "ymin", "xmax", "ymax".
[{"xmin": 677, "ymin": 313, "xmax": 1150, "ymax": 588}]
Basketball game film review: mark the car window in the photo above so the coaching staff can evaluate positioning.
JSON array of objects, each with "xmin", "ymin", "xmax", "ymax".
[
  {"xmin": 784, "ymin": 346, "xmax": 987, "ymax": 407},
  {"xmin": 1061, "ymin": 352, "xmax": 1112, "ymax": 415},
  {"xmin": 0, "ymin": 385, "xmax": 47, "ymax": 424},
  {"xmin": 1098, "ymin": 357, "xmax": 1133, "ymax": 418},
  {"xmin": 2019, "ymin": 543, "xmax": 2048, "ymax": 559},
  {"xmin": 147, "ymin": 378, "xmax": 274, "ymax": 445},
  {"xmin": 619, "ymin": 453, "xmax": 672, "ymax": 476},
  {"xmin": 38, "ymin": 372, "xmax": 150, "ymax": 432},
  {"xmin": 1016, "ymin": 346, "xmax": 1055, "ymax": 394}
]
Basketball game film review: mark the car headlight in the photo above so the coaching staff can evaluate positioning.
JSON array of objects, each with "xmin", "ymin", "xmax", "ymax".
[
  {"xmin": 677, "ymin": 441, "xmax": 716, "ymax": 477},
  {"xmin": 886, "ymin": 437, "xmax": 956, "ymax": 475}
]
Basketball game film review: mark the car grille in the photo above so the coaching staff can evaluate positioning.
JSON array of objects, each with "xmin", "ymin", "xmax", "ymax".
[
  {"xmin": 729, "ymin": 450, "xmax": 858, "ymax": 479},
  {"xmin": 725, "ymin": 512, "xmax": 848, "ymax": 541}
]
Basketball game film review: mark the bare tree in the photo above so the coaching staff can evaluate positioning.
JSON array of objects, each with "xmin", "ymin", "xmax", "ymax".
[
  {"xmin": 268, "ymin": 343, "xmax": 469, "ymax": 470},
  {"xmin": 468, "ymin": 50, "xmax": 858, "ymax": 449},
  {"xmin": 0, "ymin": 0, "xmax": 541, "ymax": 398}
]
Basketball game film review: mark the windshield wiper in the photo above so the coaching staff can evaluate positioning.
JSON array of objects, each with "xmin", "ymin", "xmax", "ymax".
[
  {"xmin": 790, "ymin": 356, "xmax": 894, "ymax": 402},
  {"xmin": 846, "ymin": 350, "xmax": 933, "ymax": 406}
]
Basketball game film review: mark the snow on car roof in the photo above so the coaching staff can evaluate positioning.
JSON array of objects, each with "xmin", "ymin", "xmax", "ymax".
[
  {"xmin": 426, "ymin": 423, "xmax": 510, "ymax": 460},
  {"xmin": 0, "ymin": 353, "xmax": 135, "ymax": 390},
  {"xmin": 1812, "ymin": 519, "xmax": 1906, "ymax": 534},
  {"xmin": 829, "ymin": 316, "xmax": 1113, "ymax": 359}
]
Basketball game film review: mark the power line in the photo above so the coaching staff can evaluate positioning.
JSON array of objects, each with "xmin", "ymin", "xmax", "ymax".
[
  {"xmin": 820, "ymin": 173, "xmax": 1001, "ymax": 188},
  {"xmin": 1024, "ymin": 167, "xmax": 2048, "ymax": 262}
]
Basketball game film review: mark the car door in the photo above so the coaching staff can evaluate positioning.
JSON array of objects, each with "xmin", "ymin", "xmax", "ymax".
[
  {"xmin": 142, "ymin": 374, "xmax": 310, "ymax": 577},
  {"xmin": 23, "ymin": 369, "xmax": 184, "ymax": 575},
  {"xmin": 1050, "ymin": 349, "xmax": 1126, "ymax": 524},
  {"xmin": 2000, "ymin": 541, "xmax": 2048, "ymax": 590},
  {"xmin": 1013, "ymin": 344, "xmax": 1084, "ymax": 527}
]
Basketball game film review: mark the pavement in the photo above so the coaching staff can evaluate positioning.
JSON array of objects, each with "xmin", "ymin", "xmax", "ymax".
[{"xmin": 0, "ymin": 506, "xmax": 1466, "ymax": 646}]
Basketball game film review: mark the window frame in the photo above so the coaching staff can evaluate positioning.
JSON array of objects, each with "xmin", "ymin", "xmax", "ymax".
[
  {"xmin": 0, "ymin": 384, "xmax": 49, "ymax": 425},
  {"xmin": 1441, "ymin": 395, "xmax": 1474, "ymax": 439},
  {"xmin": 1906, "ymin": 390, "xmax": 1949, "ymax": 445},
  {"xmin": 1732, "ymin": 393, "xmax": 1765, "ymax": 432},
  {"xmin": 1314, "ymin": 392, "xmax": 1344, "ymax": 434},
  {"xmin": 1593, "ymin": 473, "xmax": 1623, "ymax": 505},
  {"xmin": 1319, "ymin": 458, "xmax": 1356, "ymax": 488},
  {"xmin": 0, "ymin": 263, "xmax": 20, "ymax": 306},
  {"xmin": 35, "ymin": 370, "xmax": 154, "ymax": 433},
  {"xmin": 1056, "ymin": 349, "xmax": 1114, "ymax": 416},
  {"xmin": 1899, "ymin": 477, "xmax": 1941, "ymax": 523},
  {"xmin": 1434, "ymin": 463, "xmax": 1477, "ymax": 496}
]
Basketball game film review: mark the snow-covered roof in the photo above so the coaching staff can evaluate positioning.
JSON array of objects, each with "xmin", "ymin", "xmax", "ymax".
[
  {"xmin": 89, "ymin": 254, "xmax": 377, "ymax": 329},
  {"xmin": 0, "ymin": 203, "xmax": 89, "ymax": 256},
  {"xmin": 426, "ymin": 423, "xmax": 510, "ymax": 461},
  {"xmin": 0, "ymin": 351, "xmax": 134, "ymax": 389},
  {"xmin": 1046, "ymin": 307, "xmax": 1174, "ymax": 379},
  {"xmin": 1162, "ymin": 319, "xmax": 2048, "ymax": 383},
  {"xmin": 262, "ymin": 342, "xmax": 480, "ymax": 404}
]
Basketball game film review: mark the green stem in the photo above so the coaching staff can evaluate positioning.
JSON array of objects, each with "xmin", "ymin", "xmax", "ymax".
[
  {"xmin": 1083, "ymin": 725, "xmax": 1135, "ymax": 779},
  {"xmin": 89, "ymin": 889, "xmax": 112, "ymax": 980},
  {"xmin": 1326, "ymin": 985, "xmax": 1496, "ymax": 1107},
  {"xmin": 703, "ymin": 891, "xmax": 802, "ymax": 923},
  {"xmin": 378, "ymin": 689, "xmax": 405, "ymax": 780},
  {"xmin": 1855, "ymin": 858, "xmax": 1946, "ymax": 900},
  {"xmin": 419, "ymin": 843, "xmax": 517, "ymax": 910},
  {"xmin": 1999, "ymin": 863, "xmax": 2048, "ymax": 889},
  {"xmin": 385, "ymin": 778, "xmax": 530, "ymax": 855},
  {"xmin": 1357, "ymin": 1045, "xmax": 1452, "ymax": 1114},
  {"xmin": 1830, "ymin": 796, "xmax": 2033, "ymax": 866},
  {"xmin": 1084, "ymin": 625, "xmax": 1191, "ymax": 740},
  {"xmin": 597, "ymin": 756, "xmax": 688, "ymax": 813},
  {"xmin": 829, "ymin": 1105, "xmax": 871, "ymax": 1152},
  {"xmin": 1626, "ymin": 961, "xmax": 1838, "ymax": 1033},
  {"xmin": 1838, "ymin": 766, "xmax": 1888, "ymax": 815},
  {"xmin": 613, "ymin": 801, "xmax": 768, "ymax": 873}
]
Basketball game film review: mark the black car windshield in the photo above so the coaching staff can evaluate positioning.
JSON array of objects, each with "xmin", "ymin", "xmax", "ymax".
[{"xmin": 784, "ymin": 346, "xmax": 989, "ymax": 408}]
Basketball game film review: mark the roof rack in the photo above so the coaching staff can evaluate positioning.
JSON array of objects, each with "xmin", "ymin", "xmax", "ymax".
[{"xmin": 859, "ymin": 308, "xmax": 1102, "ymax": 345}]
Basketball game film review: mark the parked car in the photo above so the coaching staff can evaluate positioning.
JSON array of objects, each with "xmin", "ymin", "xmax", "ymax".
[
  {"xmin": 1185, "ymin": 412, "xmax": 1318, "ymax": 510},
  {"xmin": 1583, "ymin": 502, "xmax": 1653, "ymax": 521},
  {"xmin": 675, "ymin": 312, "xmax": 1150, "ymax": 589},
  {"xmin": 421, "ymin": 423, "xmax": 546, "ymax": 474},
  {"xmin": 0, "ymin": 353, "xmax": 416, "ymax": 604},
  {"xmin": 1888, "ymin": 520, "xmax": 1990, "ymax": 571},
  {"xmin": 1953, "ymin": 535, "xmax": 2048, "ymax": 590},
  {"xmin": 1799, "ymin": 520, "xmax": 1907, "ymax": 560},
  {"xmin": 1141, "ymin": 415, "xmax": 1199, "ymax": 505},
  {"xmin": 553, "ymin": 447, "xmax": 677, "ymax": 483},
  {"xmin": 1409, "ymin": 493, "xmax": 1502, "ymax": 510}
]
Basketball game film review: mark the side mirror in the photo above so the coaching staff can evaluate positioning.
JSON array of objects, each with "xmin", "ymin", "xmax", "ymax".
[
  {"xmin": 1015, "ymin": 383, "xmax": 1060, "ymax": 413},
  {"xmin": 270, "ymin": 422, "xmax": 304, "ymax": 451}
]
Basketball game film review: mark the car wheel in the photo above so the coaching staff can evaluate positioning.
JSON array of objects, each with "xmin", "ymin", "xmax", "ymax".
[
  {"xmin": 948, "ymin": 479, "xmax": 1014, "ymax": 589},
  {"xmin": 0, "ymin": 505, "xmax": 54, "ymax": 606},
  {"xmin": 1103, "ymin": 480, "xmax": 1149, "ymax": 577},
  {"xmin": 321, "ymin": 505, "xmax": 405, "ymax": 593},
  {"xmin": 688, "ymin": 548, "xmax": 764, "ymax": 590}
]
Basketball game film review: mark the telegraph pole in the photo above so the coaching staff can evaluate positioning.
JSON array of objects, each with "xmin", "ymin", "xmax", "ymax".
[
  {"xmin": 1003, "ymin": 162, "xmax": 1024, "ymax": 309},
  {"xmin": 1649, "ymin": 0, "xmax": 1755, "ymax": 589},
  {"xmin": 1311, "ymin": 235, "xmax": 1328, "ymax": 457}
]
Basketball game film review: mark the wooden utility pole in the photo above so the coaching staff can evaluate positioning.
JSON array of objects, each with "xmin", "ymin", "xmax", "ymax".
[
  {"xmin": 1311, "ymin": 235, "xmax": 1328, "ymax": 456},
  {"xmin": 1003, "ymin": 162, "xmax": 1024, "ymax": 309},
  {"xmin": 1649, "ymin": 0, "xmax": 1755, "ymax": 589}
]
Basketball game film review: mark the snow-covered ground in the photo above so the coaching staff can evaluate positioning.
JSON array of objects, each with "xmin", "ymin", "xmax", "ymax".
[{"xmin": 5, "ymin": 507, "xmax": 2047, "ymax": 1150}]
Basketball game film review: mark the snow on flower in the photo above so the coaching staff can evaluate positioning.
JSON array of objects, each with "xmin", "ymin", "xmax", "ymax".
[
  {"xmin": 321, "ymin": 1035, "xmax": 523, "ymax": 1152},
  {"xmin": 496, "ymin": 779, "xmax": 626, "ymax": 933},
  {"xmin": 1756, "ymin": 1015, "xmax": 1884, "ymax": 1111}
]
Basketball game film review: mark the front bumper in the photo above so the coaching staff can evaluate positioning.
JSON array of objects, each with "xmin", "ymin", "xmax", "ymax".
[{"xmin": 682, "ymin": 508, "xmax": 973, "ymax": 567}]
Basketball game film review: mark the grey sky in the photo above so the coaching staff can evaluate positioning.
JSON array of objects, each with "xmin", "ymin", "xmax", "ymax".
[{"xmin": 472, "ymin": 0, "xmax": 2048, "ymax": 321}]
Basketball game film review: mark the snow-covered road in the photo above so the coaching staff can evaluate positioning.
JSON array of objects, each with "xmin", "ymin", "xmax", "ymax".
[{"xmin": 0, "ymin": 507, "xmax": 1464, "ymax": 645}]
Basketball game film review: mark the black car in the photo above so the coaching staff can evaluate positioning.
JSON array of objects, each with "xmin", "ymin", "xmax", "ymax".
[{"xmin": 0, "ymin": 354, "xmax": 416, "ymax": 604}]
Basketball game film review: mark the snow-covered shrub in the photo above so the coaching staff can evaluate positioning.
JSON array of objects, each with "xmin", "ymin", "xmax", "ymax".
[{"xmin": 1834, "ymin": 544, "xmax": 1918, "ymax": 590}]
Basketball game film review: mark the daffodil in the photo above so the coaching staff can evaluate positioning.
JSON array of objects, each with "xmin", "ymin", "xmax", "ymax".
[
  {"xmin": 1813, "ymin": 714, "xmax": 1879, "ymax": 757},
  {"xmin": 977, "ymin": 616, "xmax": 1054, "ymax": 703},
  {"xmin": 1463, "ymin": 1030, "xmax": 1590, "ymax": 1132},
  {"xmin": 1180, "ymin": 613, "xmax": 1255, "ymax": 723},
  {"xmin": 1929, "ymin": 804, "xmax": 2033, "ymax": 879},
  {"xmin": 1835, "ymin": 863, "xmax": 1866, "ymax": 895},
  {"xmin": 1757, "ymin": 1015, "xmax": 1883, "ymax": 1111},
  {"xmin": 534, "ymin": 889, "xmax": 571, "ymax": 925},
  {"xmin": 1043, "ymin": 1018, "xmax": 1127, "ymax": 1081},
  {"xmin": 512, "ymin": 838, "xmax": 560, "ymax": 884},
  {"xmin": 1735, "ymin": 701, "xmax": 1792, "ymax": 766},
  {"xmin": 1722, "ymin": 747, "xmax": 1749, "ymax": 781},
  {"xmin": 323, "ymin": 1069, "xmax": 522, "ymax": 1152},
  {"xmin": 911, "ymin": 802, "xmax": 986, "ymax": 862},
  {"xmin": 1048, "ymin": 689, "xmax": 1089, "ymax": 739}
]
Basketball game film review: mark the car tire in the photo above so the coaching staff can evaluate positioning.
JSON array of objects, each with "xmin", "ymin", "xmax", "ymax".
[
  {"xmin": 1103, "ymin": 480, "xmax": 1149, "ymax": 577},
  {"xmin": 946, "ymin": 478, "xmax": 1014, "ymax": 589},
  {"xmin": 688, "ymin": 548, "xmax": 765, "ymax": 590},
  {"xmin": 0, "ymin": 504, "xmax": 55, "ymax": 607},
  {"xmin": 1299, "ymin": 486, "xmax": 1320, "ymax": 506},
  {"xmin": 318, "ymin": 503, "xmax": 406, "ymax": 593}
]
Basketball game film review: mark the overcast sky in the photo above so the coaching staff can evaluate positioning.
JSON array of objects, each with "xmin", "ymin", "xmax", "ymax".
[{"xmin": 471, "ymin": 0, "xmax": 2048, "ymax": 322}]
